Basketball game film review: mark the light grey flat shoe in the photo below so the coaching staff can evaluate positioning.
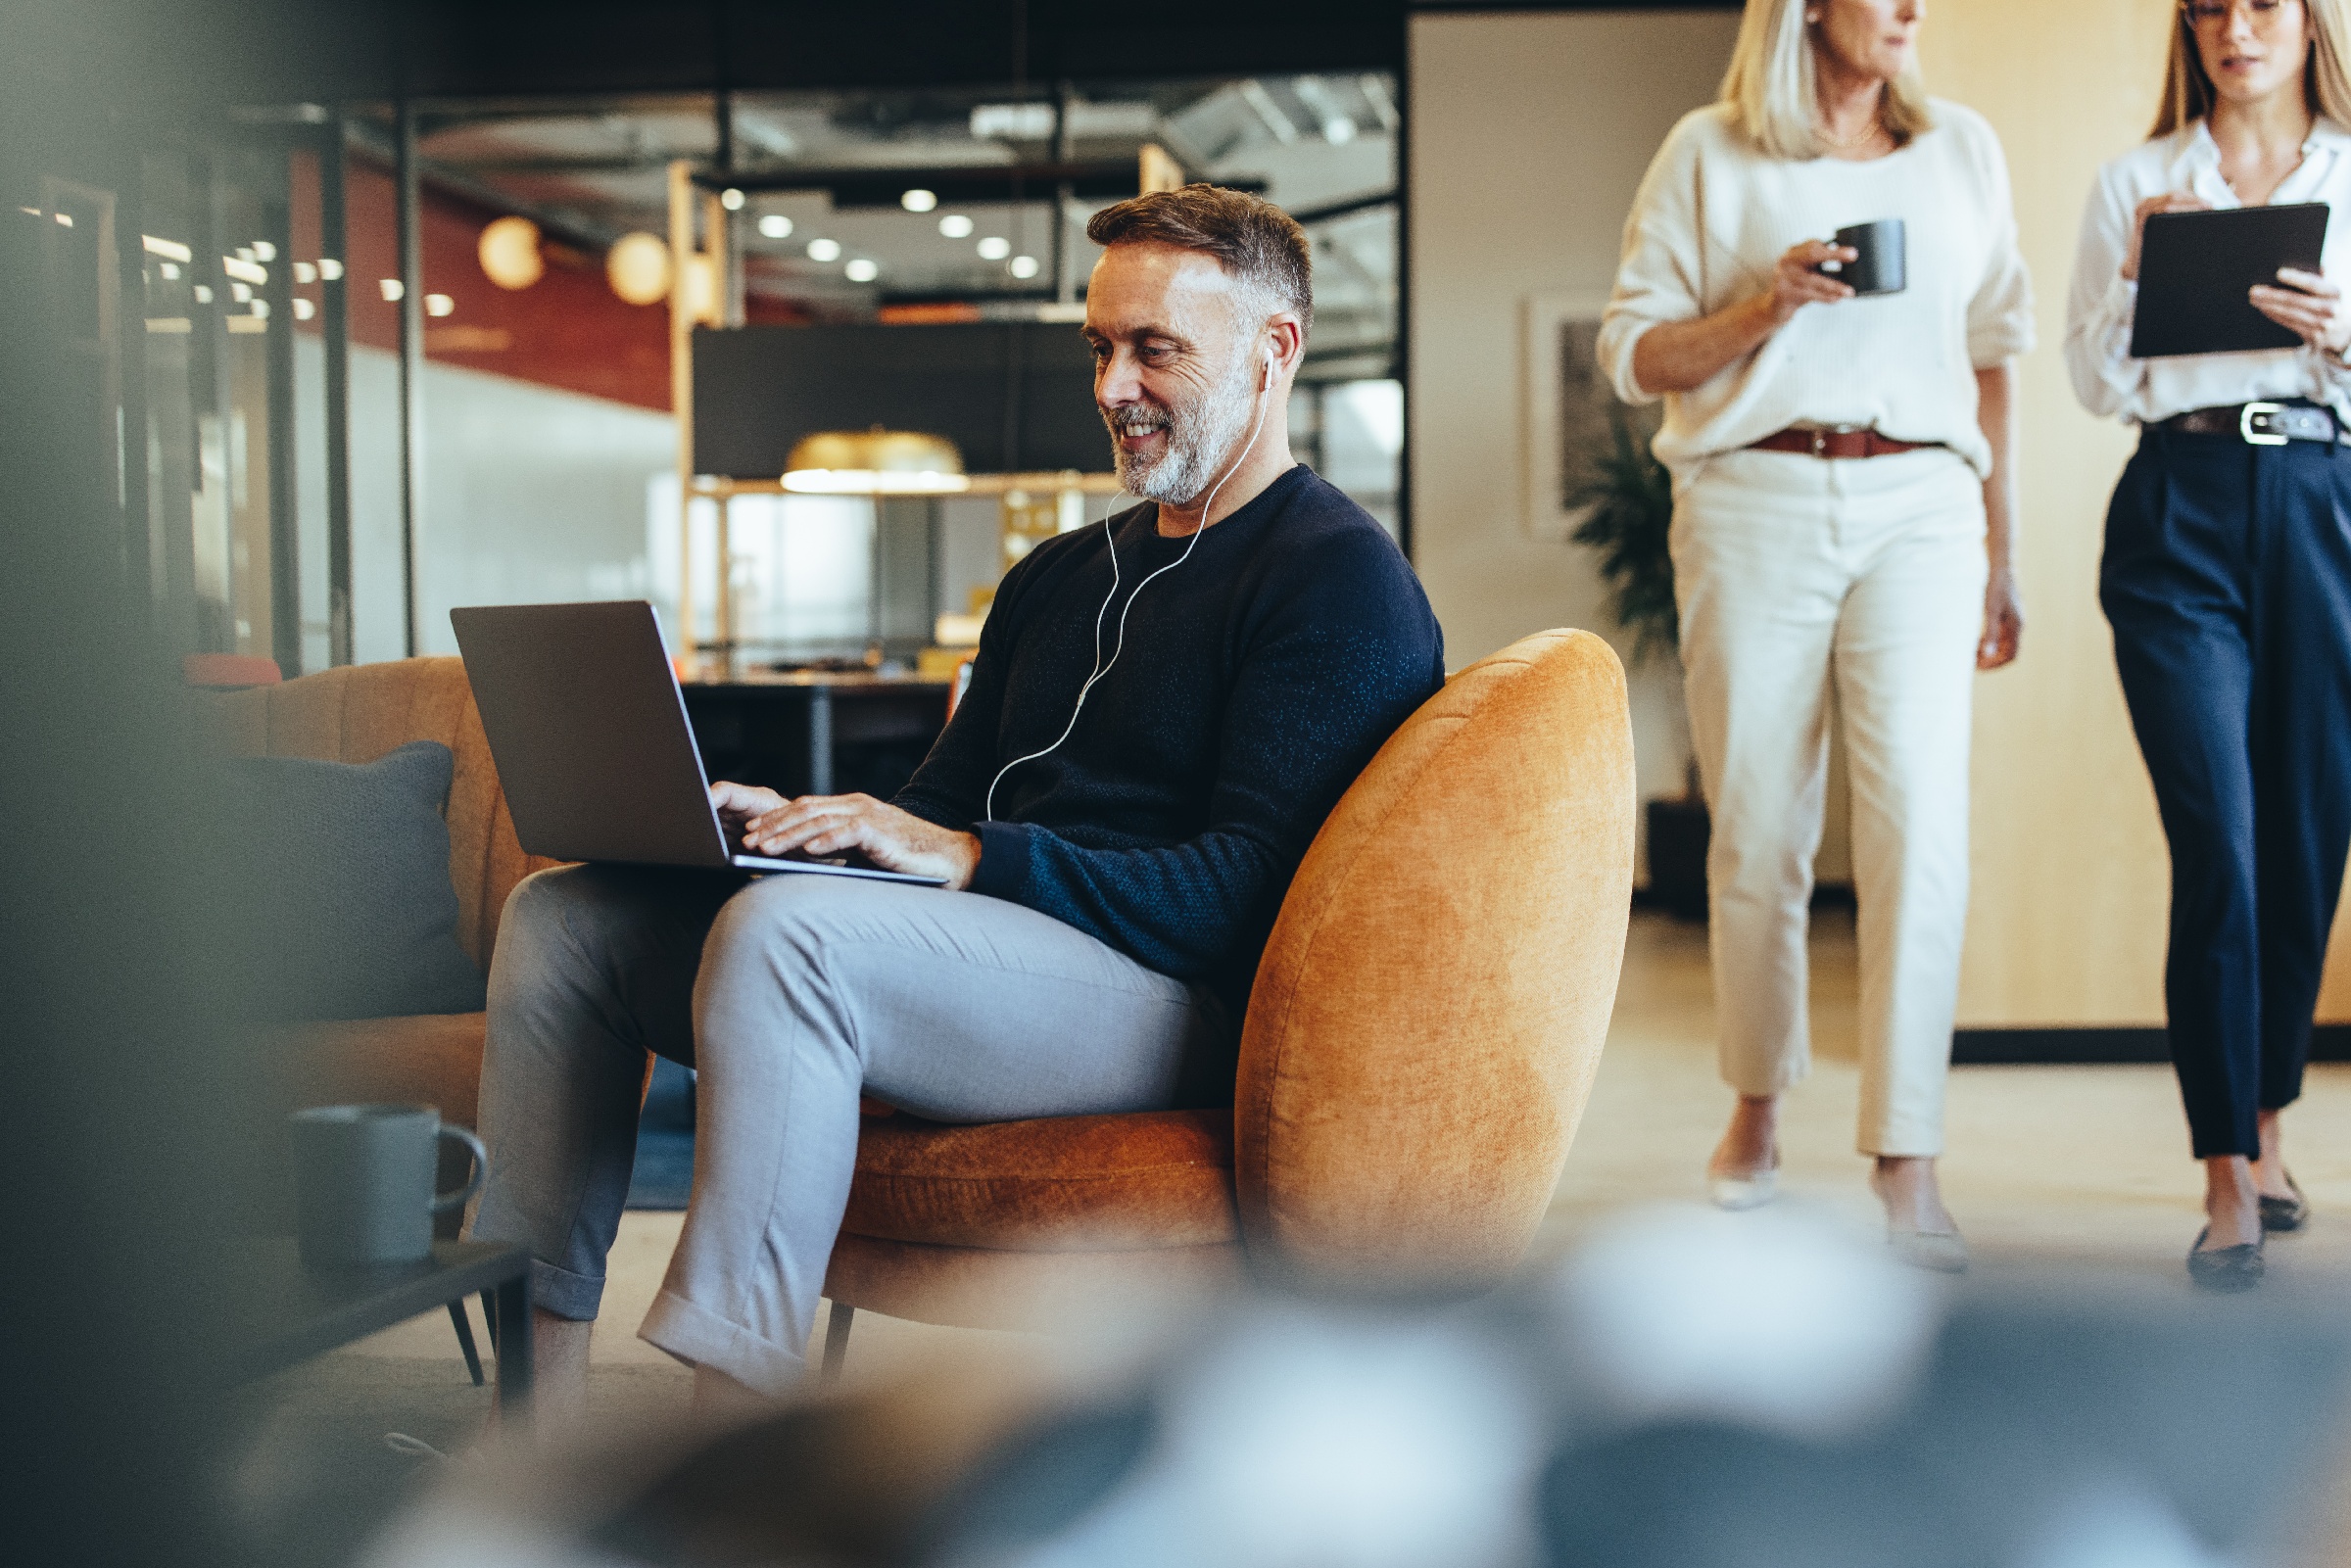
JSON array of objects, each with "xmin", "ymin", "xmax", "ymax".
[
  {"xmin": 1887, "ymin": 1227, "xmax": 1969, "ymax": 1274},
  {"xmin": 1706, "ymin": 1152, "xmax": 1780, "ymax": 1212}
]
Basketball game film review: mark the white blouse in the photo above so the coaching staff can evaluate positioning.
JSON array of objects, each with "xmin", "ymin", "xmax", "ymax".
[
  {"xmin": 1598, "ymin": 101, "xmax": 2034, "ymax": 480},
  {"xmin": 2066, "ymin": 118, "xmax": 2351, "ymax": 425}
]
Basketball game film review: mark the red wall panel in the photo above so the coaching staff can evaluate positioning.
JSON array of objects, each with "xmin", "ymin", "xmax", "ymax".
[{"xmin": 293, "ymin": 154, "xmax": 673, "ymax": 412}]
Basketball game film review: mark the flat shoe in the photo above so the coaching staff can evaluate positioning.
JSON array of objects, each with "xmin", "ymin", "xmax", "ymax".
[
  {"xmin": 2259, "ymin": 1173, "xmax": 2309, "ymax": 1233},
  {"xmin": 1706, "ymin": 1149, "xmax": 1779, "ymax": 1212},
  {"xmin": 1887, "ymin": 1227, "xmax": 1969, "ymax": 1274},
  {"xmin": 1708, "ymin": 1170, "xmax": 1777, "ymax": 1211},
  {"xmin": 2186, "ymin": 1226, "xmax": 2264, "ymax": 1292}
]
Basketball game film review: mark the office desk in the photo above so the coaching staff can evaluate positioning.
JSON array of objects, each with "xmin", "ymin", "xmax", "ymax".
[{"xmin": 683, "ymin": 672, "xmax": 951, "ymax": 799}]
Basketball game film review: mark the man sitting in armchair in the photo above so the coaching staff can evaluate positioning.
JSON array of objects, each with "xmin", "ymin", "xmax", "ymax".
[{"xmin": 471, "ymin": 184, "xmax": 1445, "ymax": 1419}]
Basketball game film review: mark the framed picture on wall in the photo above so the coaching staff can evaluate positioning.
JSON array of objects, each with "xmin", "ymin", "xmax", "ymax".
[{"xmin": 1520, "ymin": 290, "xmax": 1658, "ymax": 542}]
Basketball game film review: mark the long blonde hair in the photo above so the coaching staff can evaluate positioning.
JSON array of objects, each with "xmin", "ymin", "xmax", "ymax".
[
  {"xmin": 1719, "ymin": 0, "xmax": 1934, "ymax": 160},
  {"xmin": 2150, "ymin": 0, "xmax": 2351, "ymax": 136}
]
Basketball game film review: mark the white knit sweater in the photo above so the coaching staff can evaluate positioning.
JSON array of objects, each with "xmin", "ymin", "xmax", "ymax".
[{"xmin": 1598, "ymin": 101, "xmax": 2035, "ymax": 479}]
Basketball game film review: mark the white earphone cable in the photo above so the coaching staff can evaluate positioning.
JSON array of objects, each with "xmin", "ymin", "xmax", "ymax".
[{"xmin": 984, "ymin": 355, "xmax": 1277, "ymax": 822}]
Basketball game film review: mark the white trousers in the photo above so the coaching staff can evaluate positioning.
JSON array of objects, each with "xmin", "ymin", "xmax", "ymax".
[{"xmin": 1671, "ymin": 448, "xmax": 1986, "ymax": 1157}]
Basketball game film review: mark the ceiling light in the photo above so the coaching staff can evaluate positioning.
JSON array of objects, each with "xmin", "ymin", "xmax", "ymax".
[
  {"xmin": 606, "ymin": 231, "xmax": 671, "ymax": 306},
  {"xmin": 250, "ymin": 299, "xmax": 270, "ymax": 320},
  {"xmin": 379, "ymin": 278, "xmax": 405, "ymax": 302},
  {"xmin": 193, "ymin": 285, "xmax": 213, "ymax": 304},
  {"xmin": 784, "ymin": 429, "xmax": 970, "ymax": 496},
  {"xmin": 222, "ymin": 255, "xmax": 266, "ymax": 284},
  {"xmin": 1009, "ymin": 255, "xmax": 1040, "ymax": 279},
  {"xmin": 141, "ymin": 234, "xmax": 192, "ymax": 261},
  {"xmin": 253, "ymin": 240, "xmax": 277, "ymax": 261},
  {"xmin": 758, "ymin": 214, "xmax": 793, "ymax": 239},
  {"xmin": 292, "ymin": 261, "xmax": 316, "ymax": 283},
  {"xmin": 900, "ymin": 189, "xmax": 937, "ymax": 213},
  {"xmin": 230, "ymin": 282, "xmax": 252, "ymax": 303},
  {"xmin": 1322, "ymin": 117, "xmax": 1358, "ymax": 144},
  {"xmin": 971, "ymin": 103, "xmax": 1055, "ymax": 140},
  {"xmin": 318, "ymin": 258, "xmax": 344, "ymax": 280},
  {"xmin": 939, "ymin": 214, "xmax": 974, "ymax": 239},
  {"xmin": 478, "ymin": 214, "xmax": 544, "ymax": 290},
  {"xmin": 720, "ymin": 187, "xmax": 744, "ymax": 211},
  {"xmin": 293, "ymin": 297, "xmax": 314, "ymax": 320},
  {"xmin": 844, "ymin": 258, "xmax": 879, "ymax": 283},
  {"xmin": 159, "ymin": 262, "xmax": 180, "ymax": 280},
  {"xmin": 977, "ymin": 236, "xmax": 1011, "ymax": 261},
  {"xmin": 425, "ymin": 293, "xmax": 456, "ymax": 317},
  {"xmin": 807, "ymin": 238, "xmax": 841, "ymax": 262}
]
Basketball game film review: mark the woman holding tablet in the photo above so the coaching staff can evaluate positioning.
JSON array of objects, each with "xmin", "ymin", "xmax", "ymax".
[
  {"xmin": 1600, "ymin": 0, "xmax": 2031, "ymax": 1270},
  {"xmin": 2068, "ymin": 0, "xmax": 2351, "ymax": 1290}
]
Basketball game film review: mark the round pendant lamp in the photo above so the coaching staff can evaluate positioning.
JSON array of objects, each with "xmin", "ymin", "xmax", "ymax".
[
  {"xmin": 783, "ymin": 428, "xmax": 970, "ymax": 495},
  {"xmin": 477, "ymin": 215, "xmax": 544, "ymax": 290},
  {"xmin": 606, "ymin": 231, "xmax": 672, "ymax": 306}
]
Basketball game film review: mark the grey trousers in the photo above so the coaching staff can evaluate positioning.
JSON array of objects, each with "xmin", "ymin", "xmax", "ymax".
[{"xmin": 468, "ymin": 864, "xmax": 1229, "ymax": 1394}]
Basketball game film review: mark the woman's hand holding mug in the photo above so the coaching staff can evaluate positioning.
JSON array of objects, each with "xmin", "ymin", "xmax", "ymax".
[{"xmin": 1760, "ymin": 239, "xmax": 1859, "ymax": 327}]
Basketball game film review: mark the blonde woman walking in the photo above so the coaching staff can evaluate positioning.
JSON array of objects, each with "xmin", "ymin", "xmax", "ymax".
[
  {"xmin": 1599, "ymin": 0, "xmax": 2032, "ymax": 1269},
  {"xmin": 2067, "ymin": 0, "xmax": 2351, "ymax": 1291}
]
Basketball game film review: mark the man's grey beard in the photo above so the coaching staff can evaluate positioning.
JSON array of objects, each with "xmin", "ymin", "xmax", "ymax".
[{"xmin": 1104, "ymin": 355, "xmax": 1261, "ymax": 504}]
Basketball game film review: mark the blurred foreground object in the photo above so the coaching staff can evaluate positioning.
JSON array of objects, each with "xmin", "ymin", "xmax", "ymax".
[{"xmin": 360, "ymin": 1211, "xmax": 2351, "ymax": 1568}]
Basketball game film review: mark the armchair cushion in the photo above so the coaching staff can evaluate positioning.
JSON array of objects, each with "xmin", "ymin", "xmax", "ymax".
[
  {"xmin": 842, "ymin": 1110, "xmax": 1236, "ymax": 1253},
  {"xmin": 224, "ymin": 739, "xmax": 487, "ymax": 1020}
]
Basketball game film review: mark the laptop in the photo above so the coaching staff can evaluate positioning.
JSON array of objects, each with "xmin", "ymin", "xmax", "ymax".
[{"xmin": 449, "ymin": 600, "xmax": 946, "ymax": 884}]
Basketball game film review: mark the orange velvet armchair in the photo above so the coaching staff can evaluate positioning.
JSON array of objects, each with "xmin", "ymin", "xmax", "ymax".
[
  {"xmin": 213, "ymin": 630, "xmax": 1636, "ymax": 1354},
  {"xmin": 823, "ymin": 628, "xmax": 1636, "ymax": 1347}
]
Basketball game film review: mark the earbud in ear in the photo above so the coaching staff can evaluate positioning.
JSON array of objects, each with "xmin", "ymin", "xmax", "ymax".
[{"xmin": 1263, "ymin": 350, "xmax": 1276, "ymax": 391}]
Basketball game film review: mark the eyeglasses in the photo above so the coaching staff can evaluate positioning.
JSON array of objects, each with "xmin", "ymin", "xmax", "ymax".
[{"xmin": 2182, "ymin": 0, "xmax": 2301, "ymax": 28}]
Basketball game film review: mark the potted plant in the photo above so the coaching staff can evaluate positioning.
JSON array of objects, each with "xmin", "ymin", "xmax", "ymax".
[{"xmin": 1566, "ymin": 404, "xmax": 1708, "ymax": 920}]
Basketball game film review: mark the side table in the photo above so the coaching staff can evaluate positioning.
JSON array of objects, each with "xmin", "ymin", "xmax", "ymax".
[{"xmin": 225, "ymin": 1238, "xmax": 533, "ymax": 1411}]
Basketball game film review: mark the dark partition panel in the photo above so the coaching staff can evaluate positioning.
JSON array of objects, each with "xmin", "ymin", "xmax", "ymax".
[{"xmin": 690, "ymin": 321, "xmax": 1107, "ymax": 479}]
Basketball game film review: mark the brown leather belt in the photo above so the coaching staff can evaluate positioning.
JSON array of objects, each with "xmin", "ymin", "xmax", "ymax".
[{"xmin": 1749, "ymin": 426, "xmax": 1939, "ymax": 459}]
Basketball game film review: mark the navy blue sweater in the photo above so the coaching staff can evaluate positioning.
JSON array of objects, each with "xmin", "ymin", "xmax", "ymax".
[{"xmin": 894, "ymin": 464, "xmax": 1444, "ymax": 1022}]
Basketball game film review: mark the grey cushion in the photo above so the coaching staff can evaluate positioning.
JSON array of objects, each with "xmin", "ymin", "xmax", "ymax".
[{"xmin": 228, "ymin": 740, "xmax": 487, "ymax": 1021}]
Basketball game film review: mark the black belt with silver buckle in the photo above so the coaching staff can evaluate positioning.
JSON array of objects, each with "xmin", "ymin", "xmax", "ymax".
[{"xmin": 2163, "ymin": 401, "xmax": 2349, "ymax": 447}]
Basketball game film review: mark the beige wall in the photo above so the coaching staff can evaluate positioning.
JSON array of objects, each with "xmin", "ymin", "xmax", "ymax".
[
  {"xmin": 1408, "ymin": 8, "xmax": 1746, "ymax": 847},
  {"xmin": 1918, "ymin": 2, "xmax": 2176, "ymax": 1024},
  {"xmin": 1410, "ymin": 2, "xmax": 2350, "ymax": 1024}
]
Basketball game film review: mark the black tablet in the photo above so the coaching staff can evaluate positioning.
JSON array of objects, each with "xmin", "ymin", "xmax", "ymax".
[{"xmin": 2131, "ymin": 203, "xmax": 2330, "ymax": 357}]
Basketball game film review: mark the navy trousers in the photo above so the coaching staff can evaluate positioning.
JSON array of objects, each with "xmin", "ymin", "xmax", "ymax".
[{"xmin": 2100, "ymin": 418, "xmax": 2351, "ymax": 1160}]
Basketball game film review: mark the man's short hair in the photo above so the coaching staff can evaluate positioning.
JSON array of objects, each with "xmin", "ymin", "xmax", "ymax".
[{"xmin": 1086, "ymin": 184, "xmax": 1313, "ymax": 334}]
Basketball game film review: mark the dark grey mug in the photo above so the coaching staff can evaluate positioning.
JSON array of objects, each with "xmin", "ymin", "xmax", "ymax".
[
  {"xmin": 1821, "ymin": 218, "xmax": 1907, "ymax": 297},
  {"xmin": 290, "ymin": 1104, "xmax": 487, "ymax": 1266}
]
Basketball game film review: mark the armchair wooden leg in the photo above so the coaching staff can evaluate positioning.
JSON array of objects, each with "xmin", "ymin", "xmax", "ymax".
[
  {"xmin": 449, "ymin": 1300, "xmax": 486, "ymax": 1387},
  {"xmin": 819, "ymin": 1302, "xmax": 854, "ymax": 1386}
]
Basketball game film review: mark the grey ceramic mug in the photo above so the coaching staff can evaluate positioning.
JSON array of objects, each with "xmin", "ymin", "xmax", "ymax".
[
  {"xmin": 289, "ymin": 1104, "xmax": 487, "ymax": 1266},
  {"xmin": 1821, "ymin": 217, "xmax": 1907, "ymax": 297}
]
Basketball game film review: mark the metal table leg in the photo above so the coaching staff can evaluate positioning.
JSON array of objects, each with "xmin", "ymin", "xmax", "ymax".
[
  {"xmin": 494, "ymin": 1271, "xmax": 532, "ymax": 1414},
  {"xmin": 820, "ymin": 1302, "xmax": 853, "ymax": 1386},
  {"xmin": 448, "ymin": 1300, "xmax": 485, "ymax": 1386}
]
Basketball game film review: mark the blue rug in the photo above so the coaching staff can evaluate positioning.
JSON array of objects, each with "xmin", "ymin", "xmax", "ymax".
[{"xmin": 626, "ymin": 1057, "xmax": 696, "ymax": 1211}]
